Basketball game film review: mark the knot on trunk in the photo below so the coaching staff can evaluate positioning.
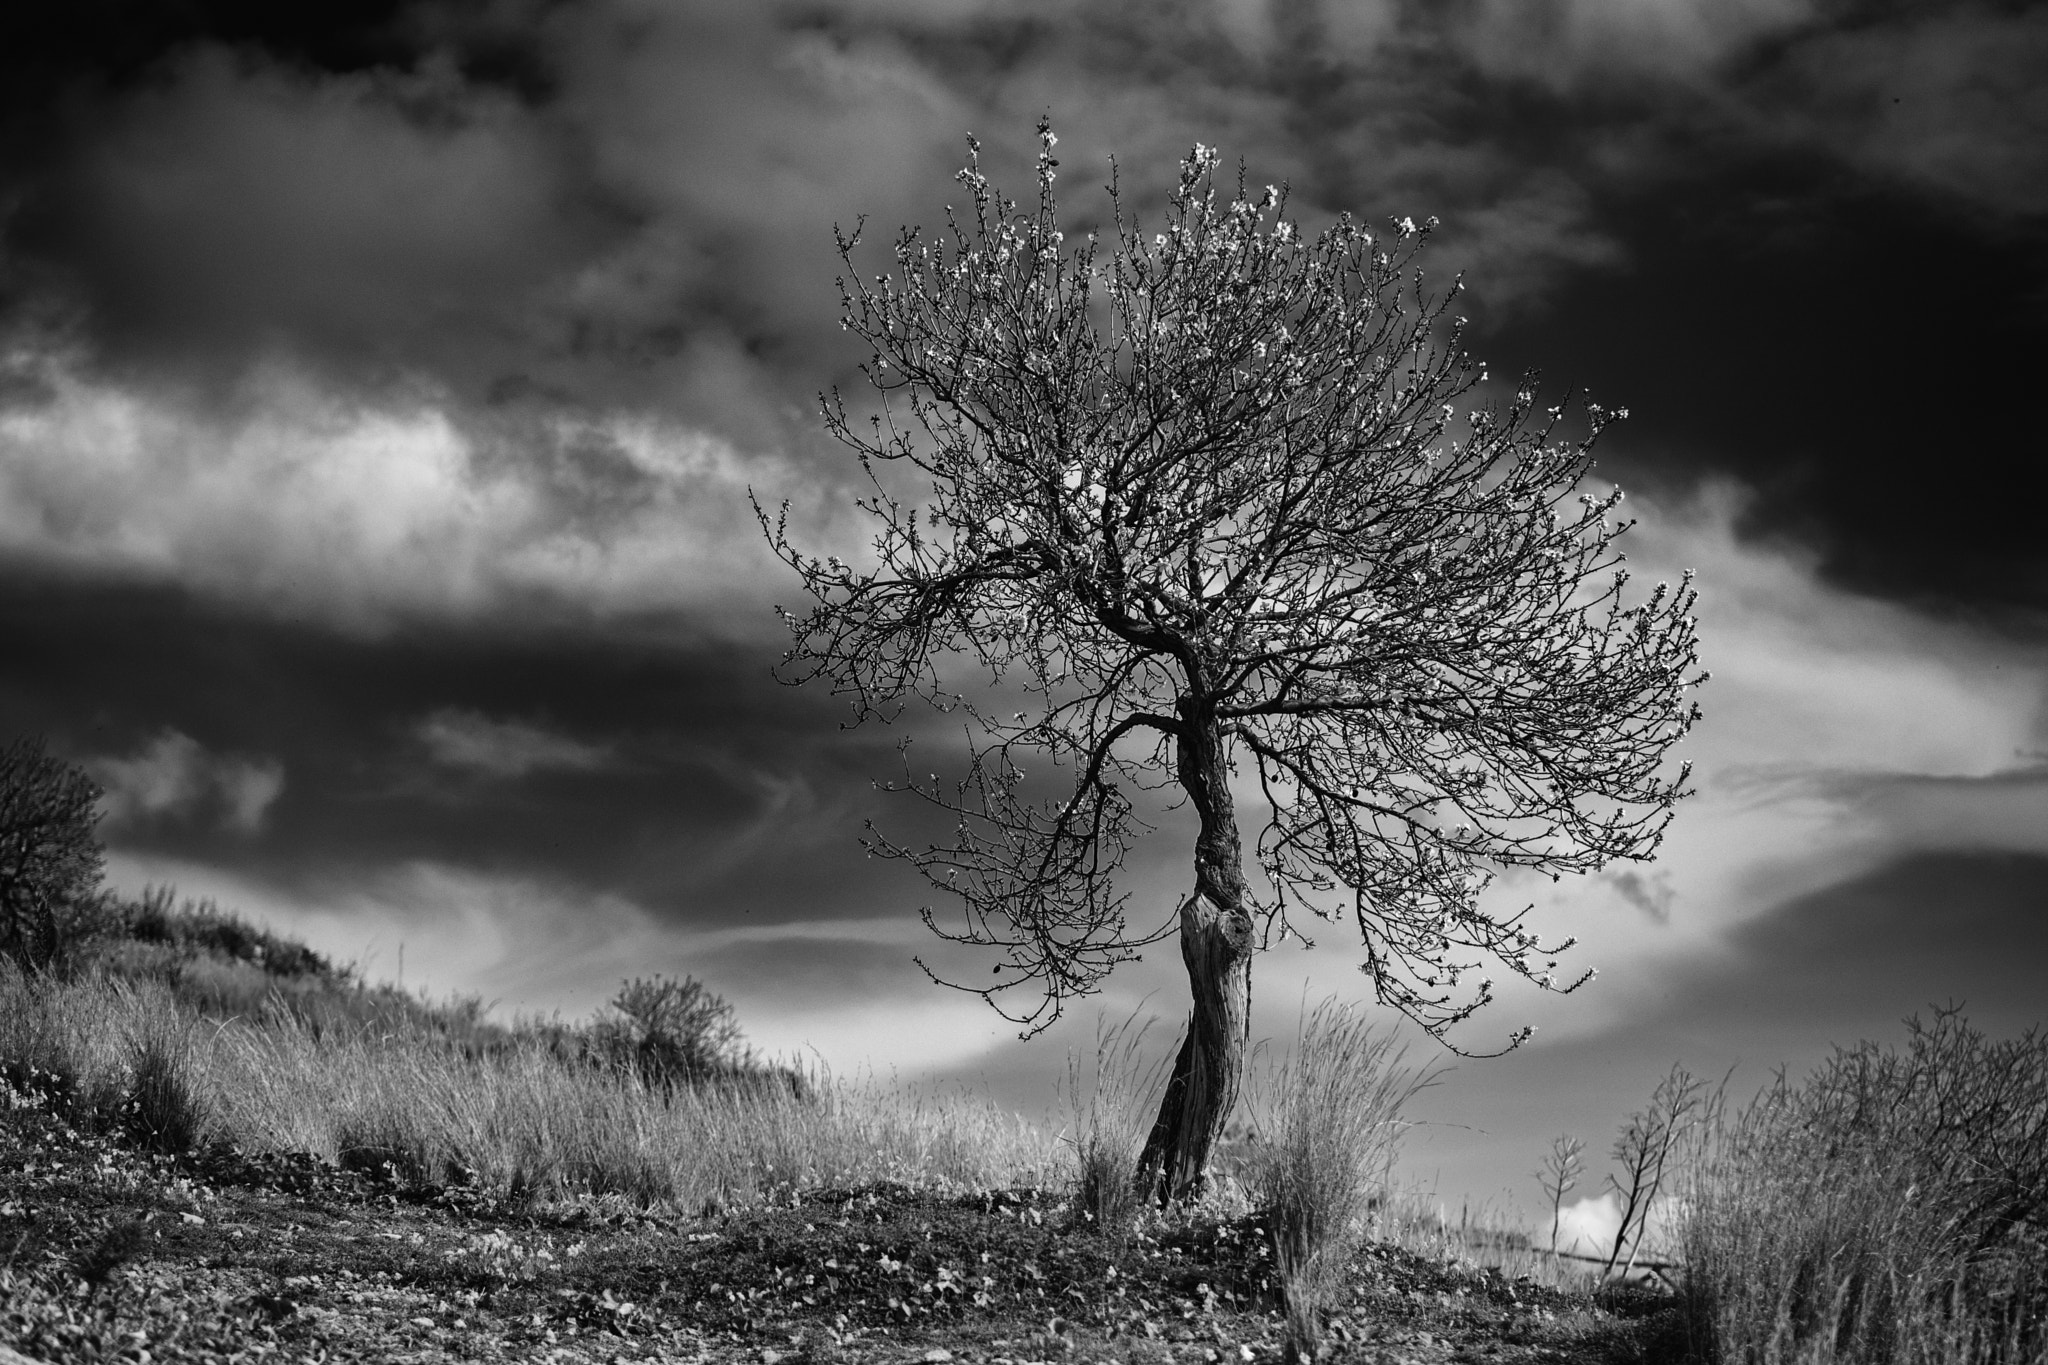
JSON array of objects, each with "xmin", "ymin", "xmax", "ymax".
[
  {"xmin": 1226, "ymin": 909, "xmax": 1252, "ymax": 951},
  {"xmin": 1181, "ymin": 890, "xmax": 1253, "ymax": 957}
]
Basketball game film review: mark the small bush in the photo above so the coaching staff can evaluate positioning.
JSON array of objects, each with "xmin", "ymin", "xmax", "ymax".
[
  {"xmin": 68, "ymin": 1217, "xmax": 149, "ymax": 1293},
  {"xmin": 95, "ymin": 885, "xmax": 346, "ymax": 983},
  {"xmin": 1682, "ymin": 1008, "xmax": 2048, "ymax": 1364},
  {"xmin": 1243, "ymin": 1000, "xmax": 1433, "ymax": 1364},
  {"xmin": 591, "ymin": 974, "xmax": 747, "ymax": 1090}
]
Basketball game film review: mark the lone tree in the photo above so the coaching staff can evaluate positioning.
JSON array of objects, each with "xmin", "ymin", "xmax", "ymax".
[
  {"xmin": 0, "ymin": 737, "xmax": 104, "ymax": 971},
  {"xmin": 764, "ymin": 124, "xmax": 1704, "ymax": 1201}
]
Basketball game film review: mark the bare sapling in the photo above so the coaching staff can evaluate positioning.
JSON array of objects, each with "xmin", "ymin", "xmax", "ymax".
[
  {"xmin": 1536, "ymin": 1133, "xmax": 1585, "ymax": 1264},
  {"xmin": 1603, "ymin": 1065, "xmax": 1705, "ymax": 1281}
]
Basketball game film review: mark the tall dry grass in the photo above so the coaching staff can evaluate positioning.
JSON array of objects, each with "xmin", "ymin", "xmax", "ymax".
[
  {"xmin": 1062, "ymin": 1009, "xmax": 1166, "ymax": 1233},
  {"xmin": 1241, "ymin": 1000, "xmax": 1434, "ymax": 1363},
  {"xmin": 0, "ymin": 961, "xmax": 1061, "ymax": 1210},
  {"xmin": 1680, "ymin": 1009, "xmax": 2048, "ymax": 1365},
  {"xmin": 0, "ymin": 960, "xmax": 200, "ymax": 1140}
]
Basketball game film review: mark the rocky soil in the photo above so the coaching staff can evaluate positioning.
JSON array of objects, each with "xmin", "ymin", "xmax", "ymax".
[{"xmin": 2, "ymin": 1084, "xmax": 1685, "ymax": 1365}]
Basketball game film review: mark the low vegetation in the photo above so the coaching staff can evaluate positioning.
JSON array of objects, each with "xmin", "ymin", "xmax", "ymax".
[
  {"xmin": 0, "ymin": 743, "xmax": 2040, "ymax": 1362},
  {"xmin": 1, "ymin": 894, "xmax": 1048, "ymax": 1214},
  {"xmin": 1679, "ymin": 1008, "xmax": 2047, "ymax": 1364},
  {"xmin": 1, "ymin": 887, "xmax": 1675, "ymax": 1364},
  {"xmin": 1240, "ymin": 1002, "xmax": 1434, "ymax": 1362}
]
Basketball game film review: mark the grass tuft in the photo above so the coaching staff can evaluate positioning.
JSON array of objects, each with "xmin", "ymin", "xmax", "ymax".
[
  {"xmin": 1242, "ymin": 999, "xmax": 1434, "ymax": 1363},
  {"xmin": 1062, "ymin": 1009, "xmax": 1163, "ymax": 1236},
  {"xmin": 125, "ymin": 1029, "xmax": 206, "ymax": 1155}
]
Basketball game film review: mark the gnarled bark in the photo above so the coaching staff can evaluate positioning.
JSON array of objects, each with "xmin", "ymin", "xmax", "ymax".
[
  {"xmin": 1137, "ymin": 888, "xmax": 1254, "ymax": 1201},
  {"xmin": 1137, "ymin": 714, "xmax": 1255, "ymax": 1203}
]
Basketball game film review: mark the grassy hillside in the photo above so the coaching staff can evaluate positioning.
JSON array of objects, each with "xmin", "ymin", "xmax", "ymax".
[
  {"xmin": 1, "ymin": 889, "xmax": 2042, "ymax": 1364},
  {"xmin": 7, "ymin": 889, "xmax": 1041, "ymax": 1204}
]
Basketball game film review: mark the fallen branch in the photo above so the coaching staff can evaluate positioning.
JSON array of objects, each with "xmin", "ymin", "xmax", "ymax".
[{"xmin": 1547, "ymin": 1247, "xmax": 1680, "ymax": 1272}]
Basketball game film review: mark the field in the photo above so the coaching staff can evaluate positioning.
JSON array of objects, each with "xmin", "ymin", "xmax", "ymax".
[{"xmin": 1, "ymin": 891, "xmax": 2041, "ymax": 1364}]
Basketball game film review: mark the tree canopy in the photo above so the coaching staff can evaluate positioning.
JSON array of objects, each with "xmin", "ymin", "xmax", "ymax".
[
  {"xmin": 765, "ymin": 121, "xmax": 1703, "ymax": 1195},
  {"xmin": 0, "ymin": 737, "xmax": 105, "ymax": 971}
]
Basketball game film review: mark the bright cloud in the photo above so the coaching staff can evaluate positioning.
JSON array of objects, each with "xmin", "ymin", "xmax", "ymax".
[
  {"xmin": 1449, "ymin": 480, "xmax": 2048, "ymax": 1041},
  {"xmin": 1545, "ymin": 1189, "xmax": 1686, "ymax": 1263},
  {"xmin": 88, "ymin": 729, "xmax": 285, "ymax": 834},
  {"xmin": 0, "ymin": 350, "xmax": 794, "ymax": 632},
  {"xmin": 1553, "ymin": 1191, "xmax": 1623, "ymax": 1258}
]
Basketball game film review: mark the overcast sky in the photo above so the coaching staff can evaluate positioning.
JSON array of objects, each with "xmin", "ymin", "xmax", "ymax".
[{"xmin": 3, "ymin": 0, "xmax": 2045, "ymax": 1227}]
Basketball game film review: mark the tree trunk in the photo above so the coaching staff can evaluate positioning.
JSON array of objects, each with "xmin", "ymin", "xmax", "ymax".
[{"xmin": 1137, "ymin": 713, "xmax": 1254, "ymax": 1203}]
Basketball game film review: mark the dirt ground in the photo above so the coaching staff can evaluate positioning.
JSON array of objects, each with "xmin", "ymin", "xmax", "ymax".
[{"xmin": 1, "ymin": 1085, "xmax": 1685, "ymax": 1364}]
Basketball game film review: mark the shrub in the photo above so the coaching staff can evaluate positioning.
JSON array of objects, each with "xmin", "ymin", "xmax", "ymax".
[
  {"xmin": 1243, "ymin": 1000, "xmax": 1434, "ymax": 1364},
  {"xmin": 590, "ymin": 974, "xmax": 749, "ymax": 1090},
  {"xmin": 69, "ymin": 1218, "xmax": 149, "ymax": 1293},
  {"xmin": 1682, "ymin": 1008, "xmax": 2048, "ymax": 1364},
  {"xmin": 105, "ymin": 885, "xmax": 345, "ymax": 982}
]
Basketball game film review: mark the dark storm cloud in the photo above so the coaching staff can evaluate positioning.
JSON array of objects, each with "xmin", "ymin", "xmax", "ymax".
[
  {"xmin": 1746, "ymin": 4, "xmax": 2048, "ymax": 219},
  {"xmin": 1605, "ymin": 868, "xmax": 1675, "ymax": 923},
  {"xmin": 1647, "ymin": 849, "xmax": 2048, "ymax": 1048},
  {"xmin": 1807, "ymin": 764, "xmax": 2048, "ymax": 855},
  {"xmin": 1, "ymin": 0, "xmax": 957, "ymax": 439},
  {"xmin": 3, "ymin": 0, "xmax": 2042, "ymax": 620},
  {"xmin": 28, "ymin": 48, "xmax": 617, "ymax": 390},
  {"xmin": 0, "ymin": 567, "xmax": 916, "ymax": 929},
  {"xmin": 0, "ymin": 2, "xmax": 425, "ymax": 119},
  {"xmin": 1483, "ymin": 168, "xmax": 2048, "ymax": 610}
]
